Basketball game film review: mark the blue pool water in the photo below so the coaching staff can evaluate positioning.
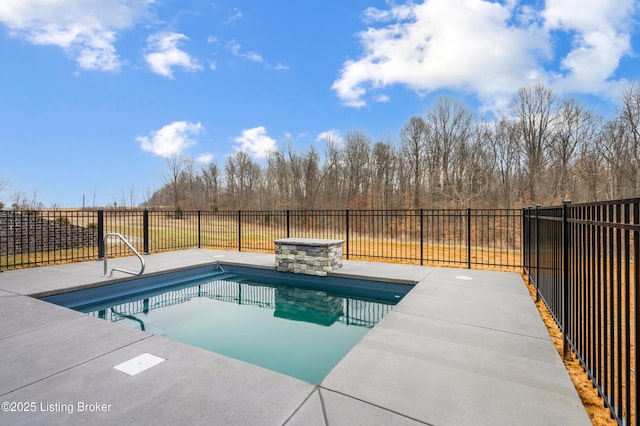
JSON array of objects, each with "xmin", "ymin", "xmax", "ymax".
[{"xmin": 43, "ymin": 265, "xmax": 412, "ymax": 384}]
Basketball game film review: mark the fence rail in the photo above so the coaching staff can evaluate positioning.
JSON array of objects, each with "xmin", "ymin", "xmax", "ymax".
[
  {"xmin": 523, "ymin": 198, "xmax": 640, "ymax": 426},
  {"xmin": 0, "ymin": 208, "xmax": 522, "ymax": 271}
]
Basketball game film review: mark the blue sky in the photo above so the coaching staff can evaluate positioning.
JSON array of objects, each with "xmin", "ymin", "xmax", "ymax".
[{"xmin": 1, "ymin": 0, "xmax": 638, "ymax": 208}]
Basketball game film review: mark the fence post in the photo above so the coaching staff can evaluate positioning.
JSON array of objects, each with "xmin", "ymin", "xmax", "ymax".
[
  {"xmin": 535, "ymin": 205, "xmax": 540, "ymax": 303},
  {"xmin": 420, "ymin": 209, "xmax": 424, "ymax": 266},
  {"xmin": 629, "ymin": 199, "xmax": 640, "ymax": 424},
  {"xmin": 563, "ymin": 200, "xmax": 571, "ymax": 360},
  {"xmin": 523, "ymin": 207, "xmax": 529, "ymax": 280},
  {"xmin": 345, "ymin": 209, "xmax": 349, "ymax": 260},
  {"xmin": 286, "ymin": 209, "xmax": 290, "ymax": 238},
  {"xmin": 634, "ymin": 200, "xmax": 639, "ymax": 420},
  {"xmin": 237, "ymin": 210, "xmax": 242, "ymax": 252},
  {"xmin": 467, "ymin": 208, "xmax": 472, "ymax": 269},
  {"xmin": 143, "ymin": 209, "xmax": 150, "ymax": 254},
  {"xmin": 97, "ymin": 210, "xmax": 104, "ymax": 260},
  {"xmin": 197, "ymin": 210, "xmax": 201, "ymax": 249}
]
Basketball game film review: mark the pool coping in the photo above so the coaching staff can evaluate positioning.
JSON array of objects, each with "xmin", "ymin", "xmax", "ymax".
[{"xmin": 0, "ymin": 248, "xmax": 591, "ymax": 425}]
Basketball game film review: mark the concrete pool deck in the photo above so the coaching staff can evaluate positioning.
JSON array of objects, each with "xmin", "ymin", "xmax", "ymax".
[{"xmin": 0, "ymin": 249, "xmax": 590, "ymax": 425}]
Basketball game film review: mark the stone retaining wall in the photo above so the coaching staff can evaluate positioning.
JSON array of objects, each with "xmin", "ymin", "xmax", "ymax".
[
  {"xmin": 274, "ymin": 238, "xmax": 343, "ymax": 276},
  {"xmin": 0, "ymin": 212, "xmax": 98, "ymax": 256}
]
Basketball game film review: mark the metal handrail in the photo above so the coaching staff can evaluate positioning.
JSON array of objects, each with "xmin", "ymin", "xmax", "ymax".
[{"xmin": 103, "ymin": 233, "xmax": 145, "ymax": 278}]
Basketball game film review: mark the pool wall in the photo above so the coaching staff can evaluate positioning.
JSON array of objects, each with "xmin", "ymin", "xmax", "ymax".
[
  {"xmin": 42, "ymin": 263, "xmax": 413, "ymax": 310},
  {"xmin": 41, "ymin": 264, "xmax": 224, "ymax": 310}
]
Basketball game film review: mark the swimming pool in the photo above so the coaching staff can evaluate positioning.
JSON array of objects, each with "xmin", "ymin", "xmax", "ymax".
[{"xmin": 43, "ymin": 264, "xmax": 412, "ymax": 384}]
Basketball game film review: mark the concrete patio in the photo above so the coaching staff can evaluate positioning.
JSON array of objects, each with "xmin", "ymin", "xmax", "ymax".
[{"xmin": 0, "ymin": 249, "xmax": 590, "ymax": 425}]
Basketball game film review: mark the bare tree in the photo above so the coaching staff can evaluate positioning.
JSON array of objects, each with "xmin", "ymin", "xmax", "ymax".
[
  {"xmin": 317, "ymin": 138, "xmax": 345, "ymax": 207},
  {"xmin": 266, "ymin": 151, "xmax": 291, "ymax": 208},
  {"xmin": 483, "ymin": 117, "xmax": 523, "ymax": 208},
  {"xmin": 0, "ymin": 177, "xmax": 8, "ymax": 209},
  {"xmin": 445, "ymin": 121, "xmax": 492, "ymax": 207},
  {"xmin": 371, "ymin": 140, "xmax": 398, "ymax": 209},
  {"xmin": 512, "ymin": 83, "xmax": 556, "ymax": 204},
  {"xmin": 574, "ymin": 137, "xmax": 605, "ymax": 202},
  {"xmin": 300, "ymin": 146, "xmax": 321, "ymax": 208},
  {"xmin": 619, "ymin": 83, "xmax": 640, "ymax": 196},
  {"xmin": 224, "ymin": 150, "xmax": 261, "ymax": 209},
  {"xmin": 427, "ymin": 97, "xmax": 474, "ymax": 205},
  {"xmin": 286, "ymin": 146, "xmax": 307, "ymax": 208},
  {"xmin": 128, "ymin": 183, "xmax": 137, "ymax": 208},
  {"xmin": 343, "ymin": 131, "xmax": 371, "ymax": 207},
  {"xmin": 163, "ymin": 154, "xmax": 186, "ymax": 209},
  {"xmin": 599, "ymin": 118, "xmax": 631, "ymax": 199},
  {"xmin": 141, "ymin": 187, "xmax": 154, "ymax": 207},
  {"xmin": 11, "ymin": 190, "xmax": 44, "ymax": 210},
  {"xmin": 309, "ymin": 139, "xmax": 340, "ymax": 209},
  {"xmin": 400, "ymin": 116, "xmax": 428, "ymax": 208},
  {"xmin": 201, "ymin": 163, "xmax": 221, "ymax": 210},
  {"xmin": 10, "ymin": 191, "xmax": 24, "ymax": 210},
  {"xmin": 182, "ymin": 157, "xmax": 200, "ymax": 208},
  {"xmin": 547, "ymin": 98, "xmax": 599, "ymax": 202}
]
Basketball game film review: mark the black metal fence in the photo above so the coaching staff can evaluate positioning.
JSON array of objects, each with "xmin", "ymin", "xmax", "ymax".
[
  {"xmin": 1, "ymin": 208, "xmax": 521, "ymax": 271},
  {"xmin": 523, "ymin": 199, "xmax": 639, "ymax": 426}
]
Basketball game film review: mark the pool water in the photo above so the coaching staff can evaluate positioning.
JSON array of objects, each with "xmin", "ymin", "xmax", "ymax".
[{"xmin": 45, "ymin": 266, "xmax": 410, "ymax": 384}]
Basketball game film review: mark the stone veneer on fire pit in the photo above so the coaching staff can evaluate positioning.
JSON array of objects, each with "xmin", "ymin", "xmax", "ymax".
[{"xmin": 274, "ymin": 238, "xmax": 344, "ymax": 276}]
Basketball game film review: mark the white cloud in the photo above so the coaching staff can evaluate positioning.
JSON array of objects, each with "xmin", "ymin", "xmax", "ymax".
[
  {"xmin": 225, "ymin": 8, "xmax": 243, "ymax": 25},
  {"xmin": 333, "ymin": 0, "xmax": 637, "ymax": 111},
  {"xmin": 374, "ymin": 94, "xmax": 390, "ymax": 103},
  {"xmin": 234, "ymin": 127, "xmax": 277, "ymax": 159},
  {"xmin": 196, "ymin": 153, "xmax": 213, "ymax": 164},
  {"xmin": 227, "ymin": 40, "xmax": 263, "ymax": 62},
  {"xmin": 144, "ymin": 32, "xmax": 203, "ymax": 78},
  {"xmin": 137, "ymin": 121, "xmax": 203, "ymax": 158},
  {"xmin": 543, "ymin": 0, "xmax": 636, "ymax": 93},
  {"xmin": 273, "ymin": 63, "xmax": 290, "ymax": 71},
  {"xmin": 333, "ymin": 0, "xmax": 548, "ymax": 109},
  {"xmin": 317, "ymin": 129, "xmax": 344, "ymax": 145},
  {"xmin": 0, "ymin": 0, "xmax": 152, "ymax": 71},
  {"xmin": 226, "ymin": 40, "xmax": 288, "ymax": 71}
]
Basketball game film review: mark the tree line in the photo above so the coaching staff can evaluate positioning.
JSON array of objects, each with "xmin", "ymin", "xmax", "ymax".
[{"xmin": 146, "ymin": 83, "xmax": 640, "ymax": 211}]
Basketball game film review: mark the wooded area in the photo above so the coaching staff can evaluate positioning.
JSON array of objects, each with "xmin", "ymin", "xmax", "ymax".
[{"xmin": 146, "ymin": 83, "xmax": 640, "ymax": 211}]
